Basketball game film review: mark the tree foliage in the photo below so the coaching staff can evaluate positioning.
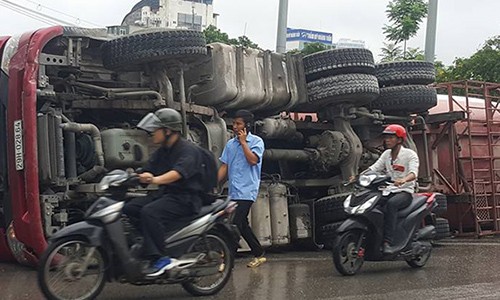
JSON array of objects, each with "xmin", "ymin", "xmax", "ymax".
[
  {"xmin": 300, "ymin": 42, "xmax": 332, "ymax": 55},
  {"xmin": 437, "ymin": 36, "xmax": 500, "ymax": 83},
  {"xmin": 380, "ymin": 43, "xmax": 424, "ymax": 62},
  {"xmin": 380, "ymin": 42, "xmax": 403, "ymax": 62},
  {"xmin": 202, "ymin": 25, "xmax": 259, "ymax": 49},
  {"xmin": 383, "ymin": 0, "xmax": 427, "ymax": 57}
]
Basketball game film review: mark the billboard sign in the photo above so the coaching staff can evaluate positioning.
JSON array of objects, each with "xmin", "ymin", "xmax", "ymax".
[{"xmin": 286, "ymin": 28, "xmax": 333, "ymax": 44}]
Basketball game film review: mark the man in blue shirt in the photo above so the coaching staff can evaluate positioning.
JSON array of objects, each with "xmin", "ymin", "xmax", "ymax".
[{"xmin": 218, "ymin": 110, "xmax": 266, "ymax": 268}]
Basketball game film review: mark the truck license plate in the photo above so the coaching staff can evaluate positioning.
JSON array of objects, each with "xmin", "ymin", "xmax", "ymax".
[{"xmin": 14, "ymin": 120, "xmax": 24, "ymax": 171}]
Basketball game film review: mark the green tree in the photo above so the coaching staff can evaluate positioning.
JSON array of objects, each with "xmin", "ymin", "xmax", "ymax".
[
  {"xmin": 203, "ymin": 25, "xmax": 231, "ymax": 44},
  {"xmin": 383, "ymin": 0, "xmax": 428, "ymax": 58},
  {"xmin": 300, "ymin": 42, "xmax": 331, "ymax": 56},
  {"xmin": 203, "ymin": 25, "xmax": 259, "ymax": 48},
  {"xmin": 405, "ymin": 47, "xmax": 425, "ymax": 60},
  {"xmin": 380, "ymin": 42, "xmax": 403, "ymax": 62},
  {"xmin": 437, "ymin": 36, "xmax": 500, "ymax": 83}
]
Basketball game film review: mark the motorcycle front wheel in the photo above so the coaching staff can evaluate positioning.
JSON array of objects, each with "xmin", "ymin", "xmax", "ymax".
[
  {"xmin": 37, "ymin": 237, "xmax": 106, "ymax": 300},
  {"xmin": 181, "ymin": 232, "xmax": 234, "ymax": 296},
  {"xmin": 332, "ymin": 229, "xmax": 365, "ymax": 276}
]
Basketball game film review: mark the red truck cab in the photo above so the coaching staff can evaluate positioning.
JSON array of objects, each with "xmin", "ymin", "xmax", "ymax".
[{"xmin": 1, "ymin": 27, "xmax": 65, "ymax": 264}]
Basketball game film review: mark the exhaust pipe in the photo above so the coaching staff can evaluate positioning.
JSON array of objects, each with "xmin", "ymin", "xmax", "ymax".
[{"xmin": 60, "ymin": 122, "xmax": 105, "ymax": 167}]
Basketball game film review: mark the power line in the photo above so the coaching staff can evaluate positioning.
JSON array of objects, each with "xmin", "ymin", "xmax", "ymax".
[
  {"xmin": 24, "ymin": 0, "xmax": 102, "ymax": 27},
  {"xmin": 0, "ymin": 1, "xmax": 56, "ymax": 26},
  {"xmin": 0, "ymin": 0, "xmax": 76, "ymax": 26}
]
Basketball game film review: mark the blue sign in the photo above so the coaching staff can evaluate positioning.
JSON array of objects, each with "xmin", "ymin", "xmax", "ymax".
[{"xmin": 286, "ymin": 28, "xmax": 333, "ymax": 44}]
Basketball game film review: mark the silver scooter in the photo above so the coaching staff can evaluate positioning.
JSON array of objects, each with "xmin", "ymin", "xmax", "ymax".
[{"xmin": 37, "ymin": 170, "xmax": 239, "ymax": 300}]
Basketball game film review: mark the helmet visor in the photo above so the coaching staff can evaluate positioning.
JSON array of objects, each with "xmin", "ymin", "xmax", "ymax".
[{"xmin": 137, "ymin": 113, "xmax": 163, "ymax": 133}]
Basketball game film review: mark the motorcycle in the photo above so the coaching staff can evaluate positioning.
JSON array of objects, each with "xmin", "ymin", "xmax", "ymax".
[
  {"xmin": 37, "ymin": 170, "xmax": 240, "ymax": 300},
  {"xmin": 332, "ymin": 171, "xmax": 437, "ymax": 276}
]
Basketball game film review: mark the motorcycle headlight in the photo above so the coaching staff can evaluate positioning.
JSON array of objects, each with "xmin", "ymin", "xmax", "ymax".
[
  {"xmin": 355, "ymin": 195, "xmax": 378, "ymax": 214},
  {"xmin": 359, "ymin": 174, "xmax": 377, "ymax": 187}
]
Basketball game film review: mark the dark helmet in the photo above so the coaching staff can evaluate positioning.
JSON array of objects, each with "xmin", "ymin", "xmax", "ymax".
[
  {"xmin": 382, "ymin": 124, "xmax": 407, "ymax": 141},
  {"xmin": 137, "ymin": 108, "xmax": 183, "ymax": 133}
]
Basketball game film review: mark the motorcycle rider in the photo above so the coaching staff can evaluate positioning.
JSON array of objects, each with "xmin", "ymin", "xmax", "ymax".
[
  {"xmin": 123, "ymin": 108, "xmax": 207, "ymax": 277},
  {"xmin": 366, "ymin": 124, "xmax": 420, "ymax": 254}
]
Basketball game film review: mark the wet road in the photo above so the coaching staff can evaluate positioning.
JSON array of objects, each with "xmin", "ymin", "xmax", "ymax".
[{"xmin": 1, "ymin": 242, "xmax": 500, "ymax": 299}]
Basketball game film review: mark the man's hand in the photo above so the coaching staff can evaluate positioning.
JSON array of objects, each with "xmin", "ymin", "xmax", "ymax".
[
  {"xmin": 139, "ymin": 172, "xmax": 154, "ymax": 184},
  {"xmin": 237, "ymin": 127, "xmax": 248, "ymax": 144},
  {"xmin": 394, "ymin": 178, "xmax": 406, "ymax": 186}
]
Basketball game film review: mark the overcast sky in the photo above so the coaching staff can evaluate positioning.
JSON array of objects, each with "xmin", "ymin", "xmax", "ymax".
[{"xmin": 0, "ymin": 0, "xmax": 499, "ymax": 65}]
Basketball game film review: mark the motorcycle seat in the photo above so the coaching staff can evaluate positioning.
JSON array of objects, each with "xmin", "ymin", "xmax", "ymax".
[
  {"xmin": 195, "ymin": 198, "xmax": 226, "ymax": 218},
  {"xmin": 398, "ymin": 195, "xmax": 428, "ymax": 217}
]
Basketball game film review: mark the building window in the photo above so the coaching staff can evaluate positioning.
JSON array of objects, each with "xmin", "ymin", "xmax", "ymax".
[{"xmin": 177, "ymin": 13, "xmax": 202, "ymax": 31}]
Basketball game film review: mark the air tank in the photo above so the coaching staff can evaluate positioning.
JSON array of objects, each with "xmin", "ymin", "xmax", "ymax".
[
  {"xmin": 251, "ymin": 184, "xmax": 272, "ymax": 247},
  {"xmin": 268, "ymin": 183, "xmax": 290, "ymax": 245}
]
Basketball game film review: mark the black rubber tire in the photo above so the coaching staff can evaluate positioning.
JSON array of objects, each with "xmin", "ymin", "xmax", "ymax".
[
  {"xmin": 435, "ymin": 218, "xmax": 451, "ymax": 240},
  {"xmin": 405, "ymin": 243, "xmax": 432, "ymax": 268},
  {"xmin": 307, "ymin": 74, "xmax": 380, "ymax": 106},
  {"xmin": 315, "ymin": 193, "xmax": 350, "ymax": 226},
  {"xmin": 371, "ymin": 85, "xmax": 437, "ymax": 114},
  {"xmin": 332, "ymin": 230, "xmax": 365, "ymax": 276},
  {"xmin": 181, "ymin": 232, "xmax": 234, "ymax": 296},
  {"xmin": 432, "ymin": 193, "xmax": 448, "ymax": 216},
  {"xmin": 303, "ymin": 48, "xmax": 375, "ymax": 82},
  {"xmin": 318, "ymin": 221, "xmax": 344, "ymax": 249},
  {"xmin": 376, "ymin": 61, "xmax": 436, "ymax": 87},
  {"xmin": 102, "ymin": 29, "xmax": 207, "ymax": 71},
  {"xmin": 38, "ymin": 237, "xmax": 106, "ymax": 300}
]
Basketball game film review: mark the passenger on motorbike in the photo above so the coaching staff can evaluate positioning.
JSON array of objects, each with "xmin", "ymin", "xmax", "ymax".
[
  {"xmin": 365, "ymin": 124, "xmax": 420, "ymax": 254},
  {"xmin": 123, "ymin": 108, "xmax": 207, "ymax": 277}
]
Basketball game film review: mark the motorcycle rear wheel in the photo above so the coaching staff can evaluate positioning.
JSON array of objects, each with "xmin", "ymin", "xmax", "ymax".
[
  {"xmin": 181, "ymin": 232, "xmax": 234, "ymax": 296},
  {"xmin": 405, "ymin": 246, "xmax": 432, "ymax": 268},
  {"xmin": 38, "ymin": 237, "xmax": 106, "ymax": 300},
  {"xmin": 332, "ymin": 230, "xmax": 365, "ymax": 276}
]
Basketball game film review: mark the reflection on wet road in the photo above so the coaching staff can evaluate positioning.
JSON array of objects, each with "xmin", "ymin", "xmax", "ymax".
[{"xmin": 1, "ymin": 243, "xmax": 500, "ymax": 299}]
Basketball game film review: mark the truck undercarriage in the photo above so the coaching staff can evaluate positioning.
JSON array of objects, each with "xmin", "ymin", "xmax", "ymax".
[{"xmin": 0, "ymin": 26, "xmax": 444, "ymax": 263}]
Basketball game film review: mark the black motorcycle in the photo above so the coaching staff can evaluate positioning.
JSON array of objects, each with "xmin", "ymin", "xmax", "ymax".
[
  {"xmin": 332, "ymin": 171, "xmax": 437, "ymax": 276},
  {"xmin": 37, "ymin": 170, "xmax": 240, "ymax": 300}
]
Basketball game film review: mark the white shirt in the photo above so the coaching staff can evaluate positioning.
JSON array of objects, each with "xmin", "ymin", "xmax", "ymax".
[{"xmin": 368, "ymin": 147, "xmax": 419, "ymax": 194}]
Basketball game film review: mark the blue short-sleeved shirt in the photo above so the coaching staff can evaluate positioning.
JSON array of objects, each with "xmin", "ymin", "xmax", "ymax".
[{"xmin": 219, "ymin": 132, "xmax": 265, "ymax": 201}]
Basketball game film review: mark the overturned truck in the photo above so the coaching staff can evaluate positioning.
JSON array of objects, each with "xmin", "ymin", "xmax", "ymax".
[{"xmin": 0, "ymin": 27, "xmax": 440, "ymax": 264}]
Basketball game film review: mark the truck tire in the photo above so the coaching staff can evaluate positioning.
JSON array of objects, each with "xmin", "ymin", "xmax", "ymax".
[
  {"xmin": 318, "ymin": 221, "xmax": 343, "ymax": 249},
  {"xmin": 375, "ymin": 61, "xmax": 436, "ymax": 87},
  {"xmin": 435, "ymin": 218, "xmax": 451, "ymax": 240},
  {"xmin": 315, "ymin": 193, "xmax": 349, "ymax": 226},
  {"xmin": 307, "ymin": 73, "xmax": 379, "ymax": 106},
  {"xmin": 102, "ymin": 30, "xmax": 207, "ymax": 71},
  {"xmin": 432, "ymin": 193, "xmax": 448, "ymax": 216},
  {"xmin": 303, "ymin": 48, "xmax": 375, "ymax": 82},
  {"xmin": 371, "ymin": 85, "xmax": 437, "ymax": 114}
]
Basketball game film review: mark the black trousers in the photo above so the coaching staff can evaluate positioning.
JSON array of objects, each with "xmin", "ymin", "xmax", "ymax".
[
  {"xmin": 122, "ymin": 193, "xmax": 198, "ymax": 259},
  {"xmin": 380, "ymin": 192, "xmax": 412, "ymax": 245},
  {"xmin": 233, "ymin": 200, "xmax": 264, "ymax": 257}
]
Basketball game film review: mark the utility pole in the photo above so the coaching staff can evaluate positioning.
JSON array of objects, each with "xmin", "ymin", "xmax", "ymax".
[
  {"xmin": 276, "ymin": 0, "xmax": 289, "ymax": 53},
  {"xmin": 424, "ymin": 0, "xmax": 438, "ymax": 63}
]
